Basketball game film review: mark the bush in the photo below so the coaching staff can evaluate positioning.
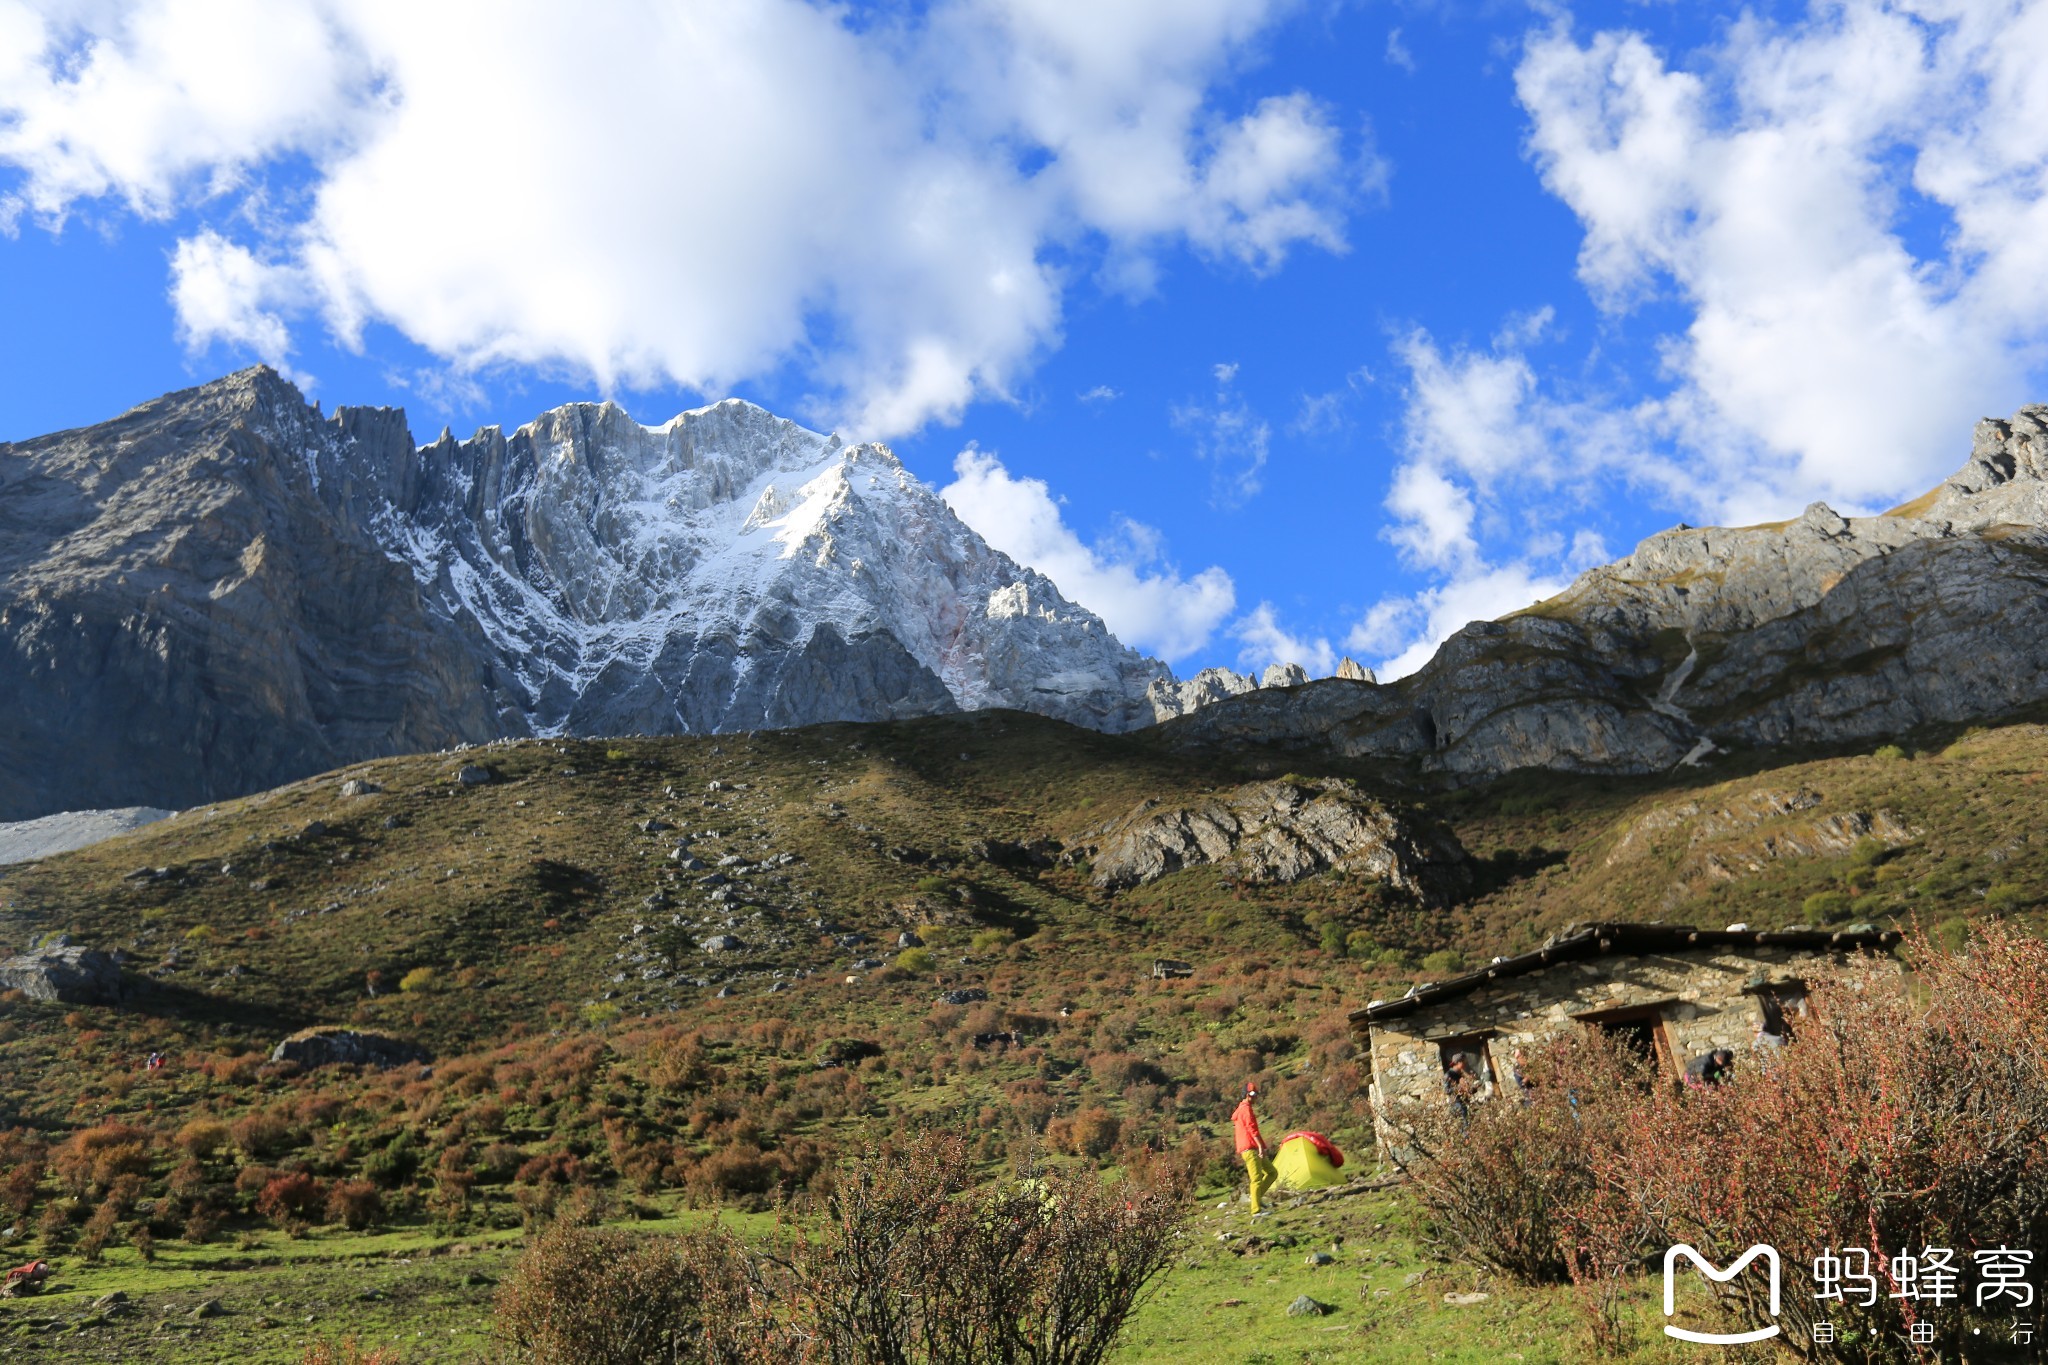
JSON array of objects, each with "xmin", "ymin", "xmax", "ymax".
[
  {"xmin": 1420, "ymin": 949, "xmax": 1464, "ymax": 976},
  {"xmin": 175, "ymin": 1118, "xmax": 231, "ymax": 1161},
  {"xmin": 1393, "ymin": 1029, "xmax": 1643, "ymax": 1284},
  {"xmin": 53, "ymin": 1124, "xmax": 152, "ymax": 1195},
  {"xmin": 1873, "ymin": 743, "xmax": 1907, "ymax": 761},
  {"xmin": 231, "ymin": 1111, "xmax": 297, "ymax": 1159},
  {"xmin": 1801, "ymin": 889, "xmax": 1852, "ymax": 922},
  {"xmin": 893, "ymin": 947, "xmax": 935, "ymax": 974},
  {"xmin": 783, "ymin": 1130, "xmax": 1190, "ymax": 1364},
  {"xmin": 398, "ymin": 966, "xmax": 439, "ymax": 993},
  {"xmin": 1398, "ymin": 926, "xmax": 2048, "ymax": 1359},
  {"xmin": 1045, "ymin": 1105, "xmax": 1121, "ymax": 1158},
  {"xmin": 1985, "ymin": 882, "xmax": 2031, "ymax": 914},
  {"xmin": 495, "ymin": 1221, "xmax": 786, "ymax": 1364},
  {"xmin": 325, "ymin": 1179, "xmax": 383, "ymax": 1230},
  {"xmin": 913, "ymin": 876, "xmax": 948, "ymax": 895},
  {"xmin": 968, "ymin": 929, "xmax": 1013, "ymax": 953},
  {"xmin": 363, "ymin": 1132, "xmax": 420, "ymax": 1188},
  {"xmin": 301, "ymin": 1339, "xmax": 404, "ymax": 1365},
  {"xmin": 256, "ymin": 1172, "xmax": 326, "ymax": 1228}
]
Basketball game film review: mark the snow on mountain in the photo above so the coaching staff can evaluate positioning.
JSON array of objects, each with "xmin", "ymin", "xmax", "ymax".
[{"xmin": 310, "ymin": 387, "xmax": 1173, "ymax": 737}]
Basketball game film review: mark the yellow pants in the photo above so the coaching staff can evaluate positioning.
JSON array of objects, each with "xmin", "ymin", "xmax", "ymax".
[{"xmin": 1242, "ymin": 1149, "xmax": 1276, "ymax": 1213}]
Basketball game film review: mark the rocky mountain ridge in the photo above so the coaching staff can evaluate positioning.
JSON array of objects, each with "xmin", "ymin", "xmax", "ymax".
[
  {"xmin": 1167, "ymin": 404, "xmax": 2048, "ymax": 776},
  {"xmin": 0, "ymin": 369, "xmax": 1182, "ymax": 820}
]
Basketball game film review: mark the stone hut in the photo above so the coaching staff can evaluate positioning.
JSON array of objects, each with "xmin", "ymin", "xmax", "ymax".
[{"xmin": 1351, "ymin": 922, "xmax": 1901, "ymax": 1136}]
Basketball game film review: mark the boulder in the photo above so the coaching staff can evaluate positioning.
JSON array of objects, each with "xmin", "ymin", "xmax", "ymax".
[
  {"xmin": 0, "ymin": 944, "xmax": 125, "ymax": 1003},
  {"xmin": 938, "ymin": 988, "xmax": 988, "ymax": 1006},
  {"xmin": 702, "ymin": 935, "xmax": 745, "ymax": 952},
  {"xmin": 455, "ymin": 765, "xmax": 494, "ymax": 786},
  {"xmin": 338, "ymin": 779, "xmax": 382, "ymax": 797},
  {"xmin": 270, "ymin": 1028, "xmax": 430, "ymax": 1069},
  {"xmin": 1285, "ymin": 1295, "xmax": 1332, "ymax": 1317}
]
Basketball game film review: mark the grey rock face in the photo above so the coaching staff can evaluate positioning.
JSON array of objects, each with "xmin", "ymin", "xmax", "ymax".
[
  {"xmin": 1169, "ymin": 404, "xmax": 2048, "ymax": 777},
  {"xmin": 1086, "ymin": 778, "xmax": 1469, "ymax": 903},
  {"xmin": 270, "ymin": 1028, "xmax": 431, "ymax": 1068},
  {"xmin": 0, "ymin": 944, "xmax": 125, "ymax": 1003},
  {"xmin": 0, "ymin": 806, "xmax": 174, "ymax": 865},
  {"xmin": 1146, "ymin": 658, "xmax": 1358, "ymax": 721},
  {"xmin": 0, "ymin": 368, "xmax": 1171, "ymax": 819}
]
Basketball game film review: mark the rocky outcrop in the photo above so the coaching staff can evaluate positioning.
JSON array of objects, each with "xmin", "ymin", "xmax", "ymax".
[
  {"xmin": 0, "ymin": 368, "xmax": 1172, "ymax": 819},
  {"xmin": 270, "ymin": 1028, "xmax": 430, "ymax": 1069},
  {"xmin": 0, "ymin": 943, "xmax": 125, "ymax": 1003},
  {"xmin": 1145, "ymin": 659, "xmax": 1346, "ymax": 721},
  {"xmin": 1165, "ymin": 404, "xmax": 2048, "ymax": 778},
  {"xmin": 1085, "ymin": 778, "xmax": 1469, "ymax": 903}
]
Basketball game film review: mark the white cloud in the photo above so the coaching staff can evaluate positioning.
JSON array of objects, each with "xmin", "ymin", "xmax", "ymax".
[
  {"xmin": 1385, "ymin": 28, "xmax": 1416, "ymax": 74},
  {"xmin": 1291, "ymin": 365, "xmax": 1373, "ymax": 437},
  {"xmin": 1077, "ymin": 384, "xmax": 1121, "ymax": 405},
  {"xmin": 941, "ymin": 446, "xmax": 1236, "ymax": 662},
  {"xmin": 0, "ymin": 0, "xmax": 1358, "ymax": 438},
  {"xmin": 167, "ymin": 229, "xmax": 304, "ymax": 380},
  {"xmin": 1172, "ymin": 360, "xmax": 1272, "ymax": 505},
  {"xmin": 1350, "ymin": 560, "xmax": 1565, "ymax": 681},
  {"xmin": 1516, "ymin": 2, "xmax": 2048, "ymax": 519},
  {"xmin": 1348, "ymin": 1, "xmax": 2048, "ymax": 687},
  {"xmin": 1232, "ymin": 602, "xmax": 1337, "ymax": 676}
]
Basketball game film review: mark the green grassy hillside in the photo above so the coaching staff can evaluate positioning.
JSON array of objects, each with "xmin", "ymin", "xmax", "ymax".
[{"xmin": 1, "ymin": 709, "xmax": 2043, "ymax": 1360}]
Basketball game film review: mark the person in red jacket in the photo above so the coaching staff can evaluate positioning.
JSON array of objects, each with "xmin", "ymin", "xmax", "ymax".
[{"xmin": 1232, "ymin": 1081, "xmax": 1275, "ymax": 1216}]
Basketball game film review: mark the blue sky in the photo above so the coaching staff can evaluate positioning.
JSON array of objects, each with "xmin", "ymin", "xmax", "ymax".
[{"xmin": 5, "ymin": 0, "xmax": 2048, "ymax": 680}]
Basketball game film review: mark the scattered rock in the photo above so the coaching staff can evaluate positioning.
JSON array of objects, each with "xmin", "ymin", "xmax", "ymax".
[
  {"xmin": 270, "ymin": 1028, "xmax": 431, "ymax": 1069},
  {"xmin": 1443, "ymin": 1291, "xmax": 1491, "ymax": 1306},
  {"xmin": 636, "ymin": 818, "xmax": 672, "ymax": 833},
  {"xmin": 91, "ymin": 1292, "xmax": 127, "ymax": 1309},
  {"xmin": 1401, "ymin": 1272, "xmax": 1426, "ymax": 1288},
  {"xmin": 897, "ymin": 930, "xmax": 924, "ymax": 948},
  {"xmin": 381, "ymin": 814, "xmax": 409, "ymax": 830},
  {"xmin": 191, "ymin": 1299, "xmax": 223, "ymax": 1319},
  {"xmin": 938, "ymin": 988, "xmax": 988, "ymax": 1006},
  {"xmin": 702, "ymin": 935, "xmax": 745, "ymax": 953},
  {"xmin": 1305, "ymin": 1251, "xmax": 1335, "ymax": 1266},
  {"xmin": 300, "ymin": 819, "xmax": 328, "ymax": 839},
  {"xmin": 339, "ymin": 779, "xmax": 382, "ymax": 798},
  {"xmin": 454, "ymin": 765, "xmax": 494, "ymax": 787},
  {"xmin": 0, "ymin": 944, "xmax": 125, "ymax": 1004},
  {"xmin": 1285, "ymin": 1295, "xmax": 1332, "ymax": 1317}
]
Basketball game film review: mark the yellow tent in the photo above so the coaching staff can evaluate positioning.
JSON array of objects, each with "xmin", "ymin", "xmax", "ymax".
[{"xmin": 1271, "ymin": 1132, "xmax": 1346, "ymax": 1190}]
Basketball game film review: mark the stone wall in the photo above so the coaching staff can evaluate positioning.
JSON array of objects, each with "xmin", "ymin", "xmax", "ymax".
[{"xmin": 1365, "ymin": 945, "xmax": 1883, "ymax": 1121}]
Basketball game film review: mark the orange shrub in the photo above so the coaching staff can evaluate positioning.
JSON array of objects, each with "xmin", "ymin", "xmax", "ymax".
[
  {"xmin": 325, "ymin": 1179, "xmax": 382, "ymax": 1230},
  {"xmin": 256, "ymin": 1171, "xmax": 326, "ymax": 1227}
]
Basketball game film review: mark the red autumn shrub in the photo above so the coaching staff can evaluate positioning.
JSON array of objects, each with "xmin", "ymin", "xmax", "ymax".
[
  {"xmin": 324, "ymin": 1179, "xmax": 383, "ymax": 1230},
  {"xmin": 1397, "ymin": 927, "xmax": 2048, "ymax": 1361},
  {"xmin": 256, "ymin": 1172, "xmax": 326, "ymax": 1226}
]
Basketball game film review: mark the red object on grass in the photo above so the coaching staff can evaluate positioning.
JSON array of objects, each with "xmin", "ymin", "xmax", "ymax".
[{"xmin": 1280, "ymin": 1131, "xmax": 1345, "ymax": 1168}]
